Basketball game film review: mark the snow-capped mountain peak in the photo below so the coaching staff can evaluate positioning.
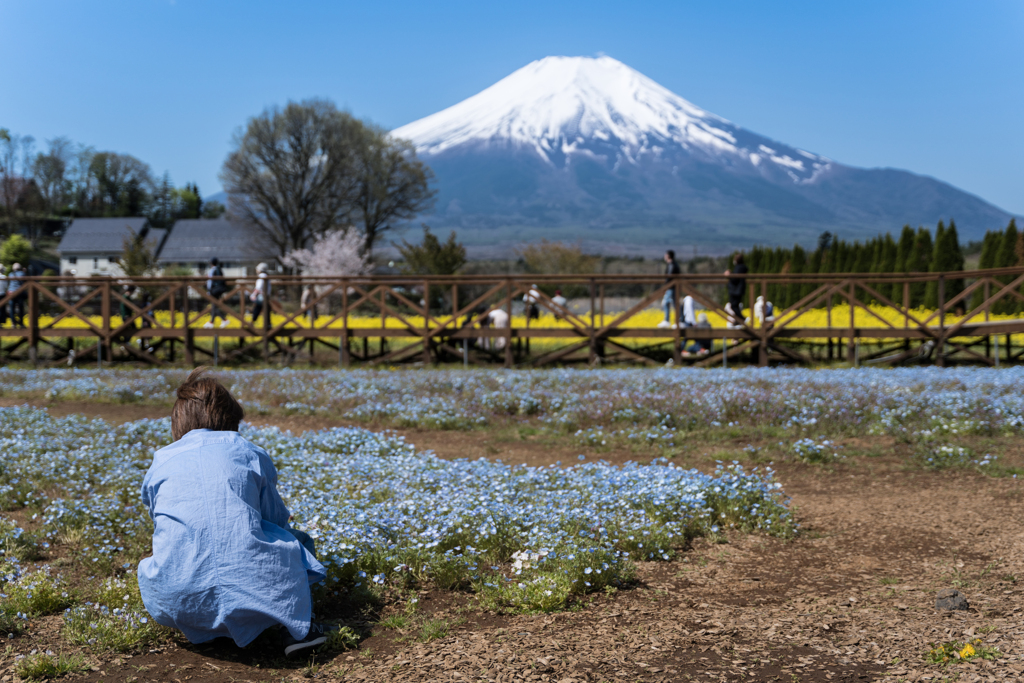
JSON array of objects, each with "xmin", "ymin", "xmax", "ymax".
[{"xmin": 393, "ymin": 55, "xmax": 828, "ymax": 182}]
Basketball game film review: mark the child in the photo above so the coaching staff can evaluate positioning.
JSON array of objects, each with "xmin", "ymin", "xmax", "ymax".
[{"xmin": 138, "ymin": 368, "xmax": 332, "ymax": 656}]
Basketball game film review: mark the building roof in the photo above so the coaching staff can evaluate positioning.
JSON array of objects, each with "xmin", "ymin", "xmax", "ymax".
[
  {"xmin": 157, "ymin": 218, "xmax": 276, "ymax": 264},
  {"xmin": 147, "ymin": 228, "xmax": 168, "ymax": 255},
  {"xmin": 57, "ymin": 217, "xmax": 152, "ymax": 255}
]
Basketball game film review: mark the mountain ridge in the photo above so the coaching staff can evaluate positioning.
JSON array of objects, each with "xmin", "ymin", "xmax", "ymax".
[{"xmin": 391, "ymin": 56, "xmax": 1014, "ymax": 255}]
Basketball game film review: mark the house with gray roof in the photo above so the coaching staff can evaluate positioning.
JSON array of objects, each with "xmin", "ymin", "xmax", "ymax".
[
  {"xmin": 57, "ymin": 218, "xmax": 167, "ymax": 276},
  {"xmin": 156, "ymin": 218, "xmax": 277, "ymax": 277}
]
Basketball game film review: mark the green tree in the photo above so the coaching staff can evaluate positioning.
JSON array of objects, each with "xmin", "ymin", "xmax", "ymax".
[
  {"xmin": 201, "ymin": 201, "xmax": 226, "ymax": 219},
  {"xmin": 870, "ymin": 234, "xmax": 897, "ymax": 303},
  {"xmin": 88, "ymin": 152, "xmax": 153, "ymax": 216},
  {"xmin": 517, "ymin": 240, "xmax": 600, "ymax": 298},
  {"xmin": 221, "ymin": 99, "xmax": 367, "ymax": 260},
  {"xmin": 892, "ymin": 225, "xmax": 916, "ymax": 303},
  {"xmin": 787, "ymin": 244, "xmax": 807, "ymax": 308},
  {"xmin": 926, "ymin": 220, "xmax": 964, "ymax": 308},
  {"xmin": 396, "ymin": 225, "xmax": 466, "ymax": 275},
  {"xmin": 0, "ymin": 234, "xmax": 32, "ymax": 268},
  {"xmin": 354, "ymin": 125, "xmax": 436, "ymax": 257},
  {"xmin": 908, "ymin": 227, "xmax": 933, "ymax": 307},
  {"xmin": 970, "ymin": 229, "xmax": 1001, "ymax": 309},
  {"xmin": 114, "ymin": 233, "xmax": 159, "ymax": 277},
  {"xmin": 994, "ymin": 219, "xmax": 1020, "ymax": 313}
]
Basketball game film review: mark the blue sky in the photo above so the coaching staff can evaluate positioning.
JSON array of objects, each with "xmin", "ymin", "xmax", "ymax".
[{"xmin": 1, "ymin": 0, "xmax": 1021, "ymax": 215}]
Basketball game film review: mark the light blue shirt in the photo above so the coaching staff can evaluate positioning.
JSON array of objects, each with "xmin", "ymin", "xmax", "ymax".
[{"xmin": 138, "ymin": 430, "xmax": 325, "ymax": 646}]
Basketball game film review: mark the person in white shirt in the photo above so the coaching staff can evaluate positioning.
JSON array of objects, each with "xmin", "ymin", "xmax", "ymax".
[
  {"xmin": 753, "ymin": 295, "xmax": 775, "ymax": 326},
  {"xmin": 248, "ymin": 263, "xmax": 271, "ymax": 326},
  {"xmin": 551, "ymin": 289, "xmax": 568, "ymax": 309},
  {"xmin": 522, "ymin": 285, "xmax": 541, "ymax": 320},
  {"xmin": 477, "ymin": 306, "xmax": 509, "ymax": 351},
  {"xmin": 680, "ymin": 294, "xmax": 696, "ymax": 327}
]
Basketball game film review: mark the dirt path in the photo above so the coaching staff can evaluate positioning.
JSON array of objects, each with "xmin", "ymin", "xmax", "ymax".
[{"xmin": 4, "ymin": 401, "xmax": 1024, "ymax": 682}]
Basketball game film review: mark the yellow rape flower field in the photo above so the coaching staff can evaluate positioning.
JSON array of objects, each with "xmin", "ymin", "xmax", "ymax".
[{"xmin": 7, "ymin": 303, "xmax": 1022, "ymax": 353}]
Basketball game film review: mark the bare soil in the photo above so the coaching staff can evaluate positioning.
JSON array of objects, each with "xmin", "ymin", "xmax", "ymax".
[{"xmin": 3, "ymin": 401, "xmax": 1024, "ymax": 682}]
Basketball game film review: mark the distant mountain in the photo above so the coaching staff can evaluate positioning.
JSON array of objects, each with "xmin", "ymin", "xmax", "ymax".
[
  {"xmin": 393, "ymin": 56, "xmax": 1014, "ymax": 256},
  {"xmin": 205, "ymin": 191, "xmax": 228, "ymax": 206}
]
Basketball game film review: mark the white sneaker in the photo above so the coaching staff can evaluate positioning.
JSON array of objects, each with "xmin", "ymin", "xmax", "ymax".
[
  {"xmin": 203, "ymin": 322, "xmax": 214, "ymax": 329},
  {"xmin": 656, "ymin": 320, "xmax": 672, "ymax": 329},
  {"xmin": 219, "ymin": 320, "xmax": 230, "ymax": 328}
]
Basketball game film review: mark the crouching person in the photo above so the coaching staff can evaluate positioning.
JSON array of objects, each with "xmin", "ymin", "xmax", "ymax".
[{"xmin": 138, "ymin": 368, "xmax": 333, "ymax": 656}]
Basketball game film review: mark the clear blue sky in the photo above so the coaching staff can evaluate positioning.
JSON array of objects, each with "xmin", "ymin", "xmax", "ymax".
[{"xmin": 2, "ymin": 0, "xmax": 1021, "ymax": 215}]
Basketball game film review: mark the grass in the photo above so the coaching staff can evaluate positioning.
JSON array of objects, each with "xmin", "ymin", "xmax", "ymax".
[
  {"xmin": 417, "ymin": 617, "xmax": 462, "ymax": 642},
  {"xmin": 0, "ymin": 571, "xmax": 77, "ymax": 634},
  {"xmin": 15, "ymin": 652, "xmax": 89, "ymax": 680},
  {"xmin": 878, "ymin": 576, "xmax": 901, "ymax": 585},
  {"xmin": 324, "ymin": 625, "xmax": 360, "ymax": 652},
  {"xmin": 62, "ymin": 576, "xmax": 167, "ymax": 653},
  {"xmin": 376, "ymin": 614, "xmax": 411, "ymax": 630}
]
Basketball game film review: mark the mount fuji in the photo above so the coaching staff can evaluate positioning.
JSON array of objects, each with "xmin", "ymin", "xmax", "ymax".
[{"xmin": 393, "ymin": 55, "xmax": 1013, "ymax": 255}]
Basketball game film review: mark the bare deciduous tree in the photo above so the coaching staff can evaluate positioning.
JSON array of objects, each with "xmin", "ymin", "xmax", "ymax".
[
  {"xmin": 221, "ymin": 99, "xmax": 365, "ymax": 262},
  {"xmin": 354, "ymin": 126, "xmax": 435, "ymax": 257},
  {"xmin": 0, "ymin": 129, "xmax": 35, "ymax": 237},
  {"xmin": 32, "ymin": 137, "xmax": 74, "ymax": 217}
]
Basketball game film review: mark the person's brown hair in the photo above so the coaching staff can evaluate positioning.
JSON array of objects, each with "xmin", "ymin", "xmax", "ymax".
[{"xmin": 171, "ymin": 367, "xmax": 244, "ymax": 441}]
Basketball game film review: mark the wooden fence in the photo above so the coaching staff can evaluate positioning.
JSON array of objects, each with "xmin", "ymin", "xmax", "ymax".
[{"xmin": 2, "ymin": 267, "xmax": 1024, "ymax": 368}]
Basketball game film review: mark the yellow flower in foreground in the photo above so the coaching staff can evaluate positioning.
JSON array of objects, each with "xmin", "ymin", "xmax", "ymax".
[{"xmin": 959, "ymin": 643, "xmax": 975, "ymax": 659}]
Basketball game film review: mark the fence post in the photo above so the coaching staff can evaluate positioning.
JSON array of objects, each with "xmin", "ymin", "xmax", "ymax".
[
  {"xmin": 847, "ymin": 282, "xmax": 855, "ymax": 364},
  {"xmin": 757, "ymin": 278, "xmax": 768, "ymax": 367},
  {"xmin": 984, "ymin": 280, "xmax": 991, "ymax": 361},
  {"xmin": 673, "ymin": 278, "xmax": 682, "ymax": 366},
  {"xmin": 27, "ymin": 283, "xmax": 38, "ymax": 366},
  {"xmin": 101, "ymin": 279, "xmax": 111, "ymax": 366},
  {"xmin": 422, "ymin": 280, "xmax": 431, "ymax": 365},
  {"xmin": 340, "ymin": 283, "xmax": 350, "ymax": 367},
  {"xmin": 183, "ymin": 286, "xmax": 193, "ymax": 366},
  {"xmin": 994, "ymin": 334, "xmax": 1000, "ymax": 368},
  {"xmin": 504, "ymin": 279, "xmax": 513, "ymax": 368},
  {"xmin": 262, "ymin": 281, "xmax": 270, "ymax": 363},
  {"xmin": 589, "ymin": 278, "xmax": 597, "ymax": 364},
  {"xmin": 936, "ymin": 275, "xmax": 945, "ymax": 367}
]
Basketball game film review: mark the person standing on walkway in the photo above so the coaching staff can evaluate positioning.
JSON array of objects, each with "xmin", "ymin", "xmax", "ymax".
[
  {"xmin": 204, "ymin": 258, "xmax": 229, "ymax": 328},
  {"xmin": 0, "ymin": 264, "xmax": 7, "ymax": 327},
  {"xmin": 8, "ymin": 263, "xmax": 26, "ymax": 328},
  {"xmin": 249, "ymin": 263, "xmax": 271, "ymax": 327},
  {"xmin": 724, "ymin": 252, "xmax": 748, "ymax": 327},
  {"xmin": 658, "ymin": 250, "xmax": 681, "ymax": 329}
]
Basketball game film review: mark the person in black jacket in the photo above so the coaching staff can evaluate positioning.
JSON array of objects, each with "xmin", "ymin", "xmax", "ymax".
[
  {"xmin": 724, "ymin": 252, "xmax": 748, "ymax": 326},
  {"xmin": 658, "ymin": 250, "xmax": 681, "ymax": 328}
]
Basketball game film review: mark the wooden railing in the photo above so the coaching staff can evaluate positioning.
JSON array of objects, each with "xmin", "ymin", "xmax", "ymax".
[{"xmin": 2, "ymin": 268, "xmax": 1024, "ymax": 367}]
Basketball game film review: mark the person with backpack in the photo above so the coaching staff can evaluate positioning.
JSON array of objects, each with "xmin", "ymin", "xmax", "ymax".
[{"xmin": 204, "ymin": 258, "xmax": 229, "ymax": 329}]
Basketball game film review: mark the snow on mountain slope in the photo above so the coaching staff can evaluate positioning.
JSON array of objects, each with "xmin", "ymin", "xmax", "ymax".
[{"xmin": 392, "ymin": 55, "xmax": 830, "ymax": 183}]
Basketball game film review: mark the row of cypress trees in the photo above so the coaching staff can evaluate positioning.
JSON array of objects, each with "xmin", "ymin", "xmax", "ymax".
[{"xmin": 746, "ymin": 219, "xmax": 1020, "ymax": 311}]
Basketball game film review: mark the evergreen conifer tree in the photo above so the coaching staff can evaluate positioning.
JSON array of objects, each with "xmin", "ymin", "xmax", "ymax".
[
  {"xmin": 875, "ymin": 233, "xmax": 897, "ymax": 303},
  {"xmin": 788, "ymin": 244, "xmax": 806, "ymax": 307},
  {"xmin": 925, "ymin": 221, "xmax": 965, "ymax": 308},
  {"xmin": 970, "ymin": 229, "xmax": 1000, "ymax": 309},
  {"xmin": 909, "ymin": 227, "xmax": 933, "ymax": 307},
  {"xmin": 994, "ymin": 219, "xmax": 1020, "ymax": 313},
  {"xmin": 892, "ymin": 225, "xmax": 915, "ymax": 303}
]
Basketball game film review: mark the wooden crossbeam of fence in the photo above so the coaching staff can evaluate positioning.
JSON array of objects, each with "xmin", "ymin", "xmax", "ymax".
[{"xmin": 2, "ymin": 268, "xmax": 1024, "ymax": 367}]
